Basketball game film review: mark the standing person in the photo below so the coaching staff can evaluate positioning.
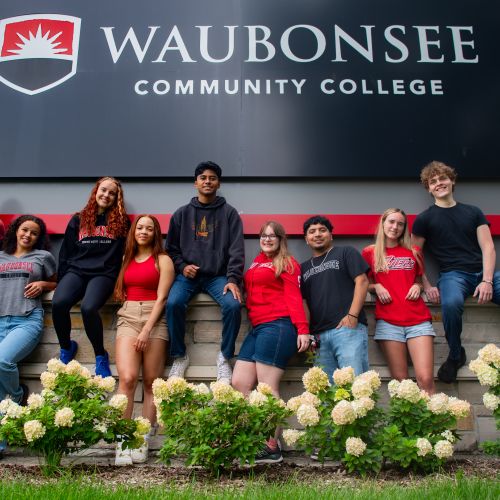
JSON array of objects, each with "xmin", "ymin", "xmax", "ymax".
[
  {"xmin": 52, "ymin": 177, "xmax": 129, "ymax": 377},
  {"xmin": 0, "ymin": 215, "xmax": 56, "ymax": 405},
  {"xmin": 301, "ymin": 216, "xmax": 369, "ymax": 380},
  {"xmin": 166, "ymin": 161, "xmax": 244, "ymax": 382},
  {"xmin": 412, "ymin": 161, "xmax": 500, "ymax": 383},
  {"xmin": 362, "ymin": 209, "xmax": 435, "ymax": 394},
  {"xmin": 113, "ymin": 215, "xmax": 175, "ymax": 465},
  {"xmin": 232, "ymin": 221, "xmax": 310, "ymax": 464}
]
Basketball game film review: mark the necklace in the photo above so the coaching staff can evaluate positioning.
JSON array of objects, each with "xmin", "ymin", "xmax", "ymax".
[{"xmin": 310, "ymin": 247, "xmax": 333, "ymax": 270}]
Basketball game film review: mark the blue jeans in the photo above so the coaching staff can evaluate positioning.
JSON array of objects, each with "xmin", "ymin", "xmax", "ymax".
[
  {"xmin": 438, "ymin": 270, "xmax": 500, "ymax": 361},
  {"xmin": 166, "ymin": 275, "xmax": 241, "ymax": 359},
  {"xmin": 314, "ymin": 323, "xmax": 369, "ymax": 382},
  {"xmin": 0, "ymin": 308, "xmax": 44, "ymax": 403}
]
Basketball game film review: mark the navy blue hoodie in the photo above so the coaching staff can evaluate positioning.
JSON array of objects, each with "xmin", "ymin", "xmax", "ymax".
[{"xmin": 166, "ymin": 196, "xmax": 244, "ymax": 285}]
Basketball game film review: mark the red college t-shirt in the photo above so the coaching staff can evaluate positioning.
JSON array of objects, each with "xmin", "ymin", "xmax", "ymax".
[{"xmin": 361, "ymin": 245, "xmax": 431, "ymax": 326}]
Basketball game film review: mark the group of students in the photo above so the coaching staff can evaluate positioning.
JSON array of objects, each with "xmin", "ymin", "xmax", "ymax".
[{"xmin": 0, "ymin": 160, "xmax": 498, "ymax": 464}]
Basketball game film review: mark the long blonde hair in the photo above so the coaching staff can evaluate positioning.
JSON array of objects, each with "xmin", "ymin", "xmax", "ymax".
[
  {"xmin": 372, "ymin": 208, "xmax": 419, "ymax": 273},
  {"xmin": 260, "ymin": 221, "xmax": 294, "ymax": 277}
]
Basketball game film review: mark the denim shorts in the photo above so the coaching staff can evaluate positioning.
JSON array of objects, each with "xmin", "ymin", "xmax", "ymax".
[
  {"xmin": 374, "ymin": 319, "xmax": 435, "ymax": 343},
  {"xmin": 237, "ymin": 317, "xmax": 297, "ymax": 369}
]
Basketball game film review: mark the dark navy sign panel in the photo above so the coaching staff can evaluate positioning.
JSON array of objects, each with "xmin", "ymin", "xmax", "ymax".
[{"xmin": 0, "ymin": 0, "xmax": 498, "ymax": 178}]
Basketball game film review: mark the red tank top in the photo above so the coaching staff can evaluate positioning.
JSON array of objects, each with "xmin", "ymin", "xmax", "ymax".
[{"xmin": 123, "ymin": 255, "xmax": 159, "ymax": 301}]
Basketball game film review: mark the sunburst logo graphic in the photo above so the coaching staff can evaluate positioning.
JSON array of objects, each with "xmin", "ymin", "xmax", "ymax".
[
  {"xmin": 7, "ymin": 24, "xmax": 69, "ymax": 58},
  {"xmin": 0, "ymin": 14, "xmax": 81, "ymax": 95}
]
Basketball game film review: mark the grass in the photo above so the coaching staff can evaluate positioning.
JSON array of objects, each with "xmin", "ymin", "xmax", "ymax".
[{"xmin": 0, "ymin": 476, "xmax": 498, "ymax": 499}]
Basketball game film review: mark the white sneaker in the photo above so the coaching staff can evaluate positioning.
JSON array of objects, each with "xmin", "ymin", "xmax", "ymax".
[
  {"xmin": 168, "ymin": 354, "xmax": 189, "ymax": 379},
  {"xmin": 115, "ymin": 442, "xmax": 133, "ymax": 466},
  {"xmin": 216, "ymin": 351, "xmax": 233, "ymax": 384},
  {"xmin": 131, "ymin": 440, "xmax": 148, "ymax": 463}
]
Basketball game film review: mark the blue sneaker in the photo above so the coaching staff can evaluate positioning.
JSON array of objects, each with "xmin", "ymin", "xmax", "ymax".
[
  {"xmin": 95, "ymin": 351, "xmax": 112, "ymax": 377},
  {"xmin": 60, "ymin": 340, "xmax": 78, "ymax": 364}
]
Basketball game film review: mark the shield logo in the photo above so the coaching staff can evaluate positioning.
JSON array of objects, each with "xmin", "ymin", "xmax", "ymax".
[{"xmin": 0, "ymin": 14, "xmax": 81, "ymax": 95}]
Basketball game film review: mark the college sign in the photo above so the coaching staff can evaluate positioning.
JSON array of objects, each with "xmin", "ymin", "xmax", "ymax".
[{"xmin": 0, "ymin": 1, "xmax": 498, "ymax": 178}]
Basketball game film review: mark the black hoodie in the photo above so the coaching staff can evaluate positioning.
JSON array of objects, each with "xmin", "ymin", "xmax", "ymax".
[{"xmin": 166, "ymin": 196, "xmax": 244, "ymax": 285}]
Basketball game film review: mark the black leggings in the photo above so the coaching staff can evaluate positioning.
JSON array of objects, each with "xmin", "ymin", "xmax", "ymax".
[{"xmin": 52, "ymin": 273, "xmax": 116, "ymax": 356}]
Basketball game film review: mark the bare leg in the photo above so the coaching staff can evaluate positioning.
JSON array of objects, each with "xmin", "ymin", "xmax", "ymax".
[
  {"xmin": 115, "ymin": 336, "xmax": 141, "ymax": 419},
  {"xmin": 232, "ymin": 360, "xmax": 257, "ymax": 396},
  {"xmin": 407, "ymin": 336, "xmax": 435, "ymax": 395},
  {"xmin": 255, "ymin": 362, "xmax": 285, "ymax": 444},
  {"xmin": 378, "ymin": 340, "xmax": 410, "ymax": 381},
  {"xmin": 141, "ymin": 339, "xmax": 168, "ymax": 425}
]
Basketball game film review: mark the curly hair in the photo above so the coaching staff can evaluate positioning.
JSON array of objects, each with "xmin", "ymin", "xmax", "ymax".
[
  {"xmin": 420, "ymin": 161, "xmax": 457, "ymax": 190},
  {"xmin": 78, "ymin": 177, "xmax": 129, "ymax": 237},
  {"xmin": 114, "ymin": 215, "xmax": 166, "ymax": 302},
  {"xmin": 2, "ymin": 215, "xmax": 50, "ymax": 254}
]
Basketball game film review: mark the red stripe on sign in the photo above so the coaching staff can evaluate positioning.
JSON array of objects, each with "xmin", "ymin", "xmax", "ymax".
[{"xmin": 0, "ymin": 214, "xmax": 499, "ymax": 236}]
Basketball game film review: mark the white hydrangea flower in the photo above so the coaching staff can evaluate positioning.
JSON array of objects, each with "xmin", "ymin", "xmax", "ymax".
[
  {"xmin": 302, "ymin": 367, "xmax": 330, "ymax": 394},
  {"xmin": 434, "ymin": 439, "xmax": 454, "ymax": 459},
  {"xmin": 427, "ymin": 393, "xmax": 449, "ymax": 415},
  {"xmin": 478, "ymin": 344, "xmax": 500, "ymax": 366},
  {"xmin": 248, "ymin": 390, "xmax": 267, "ymax": 406},
  {"xmin": 396, "ymin": 379, "xmax": 421, "ymax": 403},
  {"xmin": 210, "ymin": 381, "xmax": 243, "ymax": 403},
  {"xmin": 79, "ymin": 366, "xmax": 91, "ymax": 379},
  {"xmin": 282, "ymin": 429, "xmax": 305, "ymax": 447},
  {"xmin": 441, "ymin": 430, "xmax": 456, "ymax": 443},
  {"xmin": 333, "ymin": 367, "xmax": 355, "ymax": 387},
  {"xmin": 109, "ymin": 394, "xmax": 128, "ymax": 412},
  {"xmin": 65, "ymin": 360, "xmax": 84, "ymax": 375},
  {"xmin": 296, "ymin": 404, "xmax": 320, "ymax": 426},
  {"xmin": 192, "ymin": 383, "xmax": 210, "ymax": 395},
  {"xmin": 96, "ymin": 376, "xmax": 116, "ymax": 393},
  {"xmin": 5, "ymin": 401, "xmax": 23, "ymax": 419},
  {"xmin": 448, "ymin": 397, "xmax": 471, "ymax": 419},
  {"xmin": 286, "ymin": 396, "xmax": 303, "ymax": 412},
  {"xmin": 469, "ymin": 358, "xmax": 489, "ymax": 374},
  {"xmin": 134, "ymin": 416, "xmax": 151, "ymax": 436},
  {"xmin": 40, "ymin": 371, "xmax": 57, "ymax": 390},
  {"xmin": 416, "ymin": 438, "xmax": 432, "ymax": 456},
  {"xmin": 94, "ymin": 423, "xmax": 108, "ymax": 434},
  {"xmin": 351, "ymin": 397, "xmax": 375, "ymax": 418},
  {"xmin": 0, "ymin": 398, "xmax": 15, "ymax": 414},
  {"xmin": 152, "ymin": 377, "xmax": 189, "ymax": 401},
  {"xmin": 47, "ymin": 358, "xmax": 66, "ymax": 374},
  {"xmin": 483, "ymin": 392, "xmax": 500, "ymax": 411},
  {"xmin": 351, "ymin": 378, "xmax": 373, "ymax": 399},
  {"xmin": 27, "ymin": 393, "xmax": 44, "ymax": 410},
  {"xmin": 357, "ymin": 370, "xmax": 382, "ymax": 390},
  {"xmin": 54, "ymin": 407, "xmax": 75, "ymax": 427},
  {"xmin": 300, "ymin": 391, "xmax": 321, "ymax": 408},
  {"xmin": 345, "ymin": 437, "xmax": 366, "ymax": 457},
  {"xmin": 331, "ymin": 400, "xmax": 356, "ymax": 425},
  {"xmin": 24, "ymin": 420, "xmax": 46, "ymax": 442},
  {"xmin": 387, "ymin": 379, "xmax": 400, "ymax": 397},
  {"xmin": 256, "ymin": 382, "xmax": 274, "ymax": 396},
  {"xmin": 477, "ymin": 366, "xmax": 499, "ymax": 387}
]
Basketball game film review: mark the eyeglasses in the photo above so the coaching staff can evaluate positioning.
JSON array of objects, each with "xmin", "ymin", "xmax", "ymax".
[{"xmin": 260, "ymin": 234, "xmax": 278, "ymax": 241}]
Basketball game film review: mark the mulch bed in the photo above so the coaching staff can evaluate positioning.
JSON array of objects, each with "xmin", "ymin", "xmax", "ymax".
[{"xmin": 0, "ymin": 454, "xmax": 498, "ymax": 488}]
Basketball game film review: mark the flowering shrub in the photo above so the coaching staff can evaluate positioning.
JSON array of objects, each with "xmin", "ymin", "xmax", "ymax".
[
  {"xmin": 154, "ymin": 378, "xmax": 290, "ymax": 474},
  {"xmin": 283, "ymin": 367, "xmax": 471, "ymax": 475},
  {"xmin": 0, "ymin": 359, "xmax": 146, "ymax": 475},
  {"xmin": 377, "ymin": 378, "xmax": 470, "ymax": 472},
  {"xmin": 283, "ymin": 367, "xmax": 384, "ymax": 475},
  {"xmin": 469, "ymin": 343, "xmax": 500, "ymax": 455}
]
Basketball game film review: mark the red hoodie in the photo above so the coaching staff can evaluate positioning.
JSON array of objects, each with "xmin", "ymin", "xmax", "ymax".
[{"xmin": 244, "ymin": 252, "xmax": 309, "ymax": 335}]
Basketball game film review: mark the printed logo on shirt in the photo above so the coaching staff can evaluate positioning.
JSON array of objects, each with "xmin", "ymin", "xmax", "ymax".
[
  {"xmin": 193, "ymin": 217, "xmax": 218, "ymax": 239},
  {"xmin": 249, "ymin": 262, "xmax": 274, "ymax": 270},
  {"xmin": 78, "ymin": 225, "xmax": 114, "ymax": 241},
  {"xmin": 385, "ymin": 256, "xmax": 415, "ymax": 270},
  {"xmin": 0, "ymin": 261, "xmax": 34, "ymax": 273},
  {"xmin": 302, "ymin": 259, "xmax": 340, "ymax": 282}
]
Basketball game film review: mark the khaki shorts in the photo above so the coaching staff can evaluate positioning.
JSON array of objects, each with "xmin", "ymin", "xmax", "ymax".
[{"xmin": 116, "ymin": 301, "xmax": 168, "ymax": 341}]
